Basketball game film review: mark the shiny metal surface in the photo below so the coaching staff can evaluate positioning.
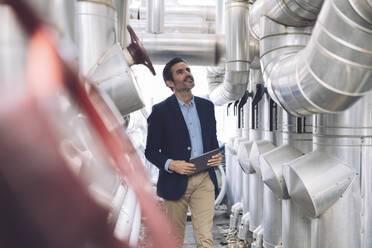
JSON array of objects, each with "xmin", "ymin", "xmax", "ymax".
[
  {"xmin": 216, "ymin": 0, "xmax": 226, "ymax": 35},
  {"xmin": 209, "ymin": 0, "xmax": 251, "ymax": 105},
  {"xmin": 129, "ymin": 18, "xmax": 215, "ymax": 34},
  {"xmin": 349, "ymin": 0, "xmax": 372, "ymax": 24},
  {"xmin": 88, "ymin": 44, "xmax": 145, "ymax": 116},
  {"xmin": 0, "ymin": 5, "xmax": 27, "ymax": 85},
  {"xmin": 248, "ymin": 140, "xmax": 276, "ymax": 234},
  {"xmin": 313, "ymin": 95, "xmax": 372, "ymax": 248},
  {"xmin": 260, "ymin": 145, "xmax": 304, "ymax": 248},
  {"xmin": 284, "ymin": 151, "xmax": 355, "ymax": 218},
  {"xmin": 242, "ymin": 173, "xmax": 250, "ymax": 214},
  {"xmin": 263, "ymin": 185, "xmax": 282, "ymax": 248},
  {"xmin": 249, "ymin": 140, "xmax": 275, "ymax": 173},
  {"xmin": 284, "ymin": 150, "xmax": 357, "ymax": 248},
  {"xmin": 225, "ymin": 138, "xmax": 236, "ymax": 213},
  {"xmin": 260, "ymin": 144, "xmax": 304, "ymax": 199},
  {"xmin": 266, "ymin": 0, "xmax": 372, "ymax": 116},
  {"xmin": 249, "ymin": 172, "xmax": 264, "ymax": 232},
  {"xmin": 75, "ymin": 0, "xmax": 117, "ymax": 76},
  {"xmin": 232, "ymin": 137, "xmax": 250, "ymax": 204},
  {"xmin": 248, "ymin": 0, "xmax": 323, "ymax": 40},
  {"xmin": 237, "ymin": 140, "xmax": 254, "ymax": 174},
  {"xmin": 282, "ymin": 111, "xmax": 313, "ymax": 153},
  {"xmin": 131, "ymin": 5, "xmax": 216, "ymax": 22},
  {"xmin": 282, "ymin": 199, "xmax": 312, "ymax": 248},
  {"xmin": 147, "ymin": 0, "xmax": 164, "ymax": 33},
  {"xmin": 117, "ymin": 0, "xmax": 130, "ymax": 47},
  {"xmin": 139, "ymin": 32, "xmax": 224, "ymax": 65}
]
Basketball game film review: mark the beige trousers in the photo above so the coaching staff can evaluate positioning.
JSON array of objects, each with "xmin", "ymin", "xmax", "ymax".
[{"xmin": 164, "ymin": 171, "xmax": 215, "ymax": 248}]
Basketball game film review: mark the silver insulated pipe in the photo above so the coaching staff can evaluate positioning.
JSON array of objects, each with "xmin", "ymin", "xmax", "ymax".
[
  {"xmin": 209, "ymin": 0, "xmax": 258, "ymax": 105},
  {"xmin": 255, "ymin": 0, "xmax": 372, "ymax": 116}
]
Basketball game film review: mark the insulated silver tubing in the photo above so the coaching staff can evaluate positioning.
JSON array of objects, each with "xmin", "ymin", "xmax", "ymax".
[
  {"xmin": 147, "ymin": 0, "xmax": 164, "ymax": 33},
  {"xmin": 209, "ymin": 0, "xmax": 252, "ymax": 105},
  {"xmin": 131, "ymin": 5, "xmax": 216, "ymax": 22},
  {"xmin": 139, "ymin": 33, "xmax": 224, "ymax": 65},
  {"xmin": 264, "ymin": 0, "xmax": 372, "ymax": 116},
  {"xmin": 248, "ymin": 0, "xmax": 324, "ymax": 39},
  {"xmin": 75, "ymin": 0, "xmax": 117, "ymax": 76}
]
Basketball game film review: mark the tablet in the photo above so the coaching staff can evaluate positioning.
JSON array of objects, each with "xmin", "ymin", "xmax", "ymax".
[{"xmin": 190, "ymin": 146, "xmax": 225, "ymax": 174}]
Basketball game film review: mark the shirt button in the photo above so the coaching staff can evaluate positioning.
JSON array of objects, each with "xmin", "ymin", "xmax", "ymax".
[
  {"xmin": 194, "ymin": 150, "xmax": 196, "ymax": 152},
  {"xmin": 192, "ymin": 136, "xmax": 194, "ymax": 139},
  {"xmin": 189, "ymin": 122, "xmax": 192, "ymax": 125},
  {"xmin": 187, "ymin": 146, "xmax": 191, "ymax": 151}
]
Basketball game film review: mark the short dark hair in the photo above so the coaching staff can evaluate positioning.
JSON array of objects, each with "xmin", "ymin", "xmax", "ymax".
[{"xmin": 162, "ymin": 57, "xmax": 186, "ymax": 84}]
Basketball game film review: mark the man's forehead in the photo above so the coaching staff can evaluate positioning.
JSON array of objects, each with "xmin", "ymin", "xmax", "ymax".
[{"xmin": 171, "ymin": 62, "xmax": 189, "ymax": 72}]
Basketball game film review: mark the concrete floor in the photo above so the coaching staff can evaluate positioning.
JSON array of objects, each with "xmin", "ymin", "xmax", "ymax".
[{"xmin": 183, "ymin": 210, "xmax": 230, "ymax": 248}]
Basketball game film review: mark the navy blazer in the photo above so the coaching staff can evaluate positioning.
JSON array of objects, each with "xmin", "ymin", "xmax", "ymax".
[{"xmin": 145, "ymin": 94, "xmax": 219, "ymax": 200}]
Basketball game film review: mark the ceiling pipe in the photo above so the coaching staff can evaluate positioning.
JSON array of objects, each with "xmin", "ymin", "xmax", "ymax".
[
  {"xmin": 209, "ymin": 0, "xmax": 258, "ymax": 106},
  {"xmin": 131, "ymin": 5, "xmax": 216, "ymax": 22},
  {"xmin": 251, "ymin": 0, "xmax": 372, "ymax": 116},
  {"xmin": 139, "ymin": 32, "xmax": 224, "ymax": 65},
  {"xmin": 248, "ymin": 0, "xmax": 324, "ymax": 39}
]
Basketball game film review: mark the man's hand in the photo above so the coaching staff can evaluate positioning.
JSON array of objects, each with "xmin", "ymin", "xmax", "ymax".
[
  {"xmin": 207, "ymin": 153, "xmax": 223, "ymax": 167},
  {"xmin": 169, "ymin": 160, "xmax": 196, "ymax": 175}
]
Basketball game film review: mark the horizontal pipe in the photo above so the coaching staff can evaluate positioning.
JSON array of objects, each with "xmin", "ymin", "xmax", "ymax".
[
  {"xmin": 129, "ymin": 19, "xmax": 215, "ymax": 34},
  {"xmin": 130, "ymin": 5, "xmax": 216, "ymax": 22},
  {"xmin": 138, "ymin": 32, "xmax": 225, "ymax": 65}
]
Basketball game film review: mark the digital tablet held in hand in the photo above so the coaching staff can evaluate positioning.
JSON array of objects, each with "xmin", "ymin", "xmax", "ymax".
[{"xmin": 190, "ymin": 146, "xmax": 225, "ymax": 174}]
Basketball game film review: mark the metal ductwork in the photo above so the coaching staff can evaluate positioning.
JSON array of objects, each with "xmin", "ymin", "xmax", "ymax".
[
  {"xmin": 209, "ymin": 0, "xmax": 259, "ymax": 106},
  {"xmin": 139, "ymin": 32, "xmax": 225, "ymax": 65},
  {"xmin": 254, "ymin": 0, "xmax": 372, "ymax": 116},
  {"xmin": 248, "ymin": 0, "xmax": 324, "ymax": 40},
  {"xmin": 146, "ymin": 0, "xmax": 164, "ymax": 34}
]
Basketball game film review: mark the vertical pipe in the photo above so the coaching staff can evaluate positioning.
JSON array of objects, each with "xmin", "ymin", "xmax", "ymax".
[
  {"xmin": 282, "ymin": 200, "xmax": 312, "ymax": 248},
  {"xmin": 215, "ymin": 0, "xmax": 225, "ymax": 35},
  {"xmin": 0, "ymin": 4, "xmax": 27, "ymax": 86},
  {"xmin": 129, "ymin": 203, "xmax": 141, "ymax": 247},
  {"xmin": 312, "ymin": 94, "xmax": 372, "ymax": 248},
  {"xmin": 263, "ymin": 185, "xmax": 282, "ymax": 248},
  {"xmin": 117, "ymin": 0, "xmax": 130, "ymax": 47},
  {"xmin": 281, "ymin": 111, "xmax": 312, "ymax": 248},
  {"xmin": 75, "ymin": 0, "xmax": 117, "ymax": 76},
  {"xmin": 147, "ymin": 0, "xmax": 164, "ymax": 33}
]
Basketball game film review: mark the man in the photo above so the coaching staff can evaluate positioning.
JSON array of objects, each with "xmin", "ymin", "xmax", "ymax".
[{"xmin": 145, "ymin": 57, "xmax": 223, "ymax": 247}]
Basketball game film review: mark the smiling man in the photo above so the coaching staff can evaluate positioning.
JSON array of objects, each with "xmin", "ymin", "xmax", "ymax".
[{"xmin": 145, "ymin": 57, "xmax": 223, "ymax": 247}]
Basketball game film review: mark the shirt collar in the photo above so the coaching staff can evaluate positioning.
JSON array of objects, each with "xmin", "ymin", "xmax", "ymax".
[{"xmin": 176, "ymin": 95, "xmax": 195, "ymax": 108}]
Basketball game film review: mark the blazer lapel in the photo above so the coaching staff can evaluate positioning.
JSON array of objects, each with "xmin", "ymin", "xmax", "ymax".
[
  {"xmin": 168, "ymin": 94, "xmax": 190, "ymax": 142},
  {"xmin": 194, "ymin": 97, "xmax": 208, "ymax": 153}
]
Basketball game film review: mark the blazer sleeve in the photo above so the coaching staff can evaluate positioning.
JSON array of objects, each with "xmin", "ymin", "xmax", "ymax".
[
  {"xmin": 145, "ymin": 105, "xmax": 169, "ymax": 170},
  {"xmin": 210, "ymin": 104, "xmax": 219, "ymax": 150}
]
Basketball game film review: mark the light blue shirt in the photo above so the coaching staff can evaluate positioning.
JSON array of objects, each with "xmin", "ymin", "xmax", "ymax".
[{"xmin": 165, "ymin": 96, "xmax": 204, "ymax": 173}]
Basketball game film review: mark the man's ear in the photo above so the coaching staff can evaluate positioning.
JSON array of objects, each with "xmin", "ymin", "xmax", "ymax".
[{"xmin": 165, "ymin": 80, "xmax": 174, "ymax": 89}]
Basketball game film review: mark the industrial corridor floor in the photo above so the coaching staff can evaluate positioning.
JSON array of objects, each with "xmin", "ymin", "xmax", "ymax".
[
  {"xmin": 139, "ymin": 206, "xmax": 253, "ymax": 247},
  {"xmin": 185, "ymin": 206, "xmax": 253, "ymax": 248}
]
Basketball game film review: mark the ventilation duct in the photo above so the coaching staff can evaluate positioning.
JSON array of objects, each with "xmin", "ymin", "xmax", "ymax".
[
  {"xmin": 209, "ymin": 0, "xmax": 259, "ymax": 106},
  {"xmin": 253, "ymin": 0, "xmax": 372, "ymax": 116}
]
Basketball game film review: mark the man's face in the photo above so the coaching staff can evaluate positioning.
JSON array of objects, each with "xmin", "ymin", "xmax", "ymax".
[{"xmin": 167, "ymin": 62, "xmax": 195, "ymax": 92}]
